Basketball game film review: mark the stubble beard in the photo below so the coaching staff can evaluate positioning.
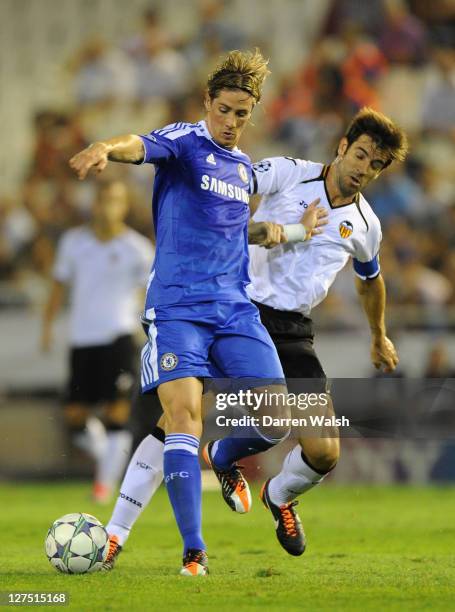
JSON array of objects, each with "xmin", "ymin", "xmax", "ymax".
[{"xmin": 336, "ymin": 167, "xmax": 356, "ymax": 199}]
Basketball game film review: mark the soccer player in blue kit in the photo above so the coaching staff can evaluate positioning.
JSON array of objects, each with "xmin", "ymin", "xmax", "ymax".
[{"xmin": 70, "ymin": 49, "xmax": 326, "ymax": 576}]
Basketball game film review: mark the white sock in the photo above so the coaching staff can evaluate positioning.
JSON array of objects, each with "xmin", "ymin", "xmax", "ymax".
[
  {"xmin": 73, "ymin": 416, "xmax": 107, "ymax": 463},
  {"xmin": 268, "ymin": 445, "xmax": 326, "ymax": 506},
  {"xmin": 106, "ymin": 434, "xmax": 164, "ymax": 545},
  {"xmin": 96, "ymin": 430, "xmax": 133, "ymax": 490}
]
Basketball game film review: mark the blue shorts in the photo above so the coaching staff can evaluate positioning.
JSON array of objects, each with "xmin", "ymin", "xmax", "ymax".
[{"xmin": 140, "ymin": 300, "xmax": 284, "ymax": 392}]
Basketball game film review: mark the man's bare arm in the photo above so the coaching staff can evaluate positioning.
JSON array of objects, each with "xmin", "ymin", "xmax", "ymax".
[
  {"xmin": 41, "ymin": 280, "xmax": 66, "ymax": 352},
  {"xmin": 248, "ymin": 198, "xmax": 328, "ymax": 248},
  {"xmin": 248, "ymin": 221, "xmax": 286, "ymax": 247},
  {"xmin": 69, "ymin": 135, "xmax": 144, "ymax": 180},
  {"xmin": 355, "ymin": 274, "xmax": 398, "ymax": 372}
]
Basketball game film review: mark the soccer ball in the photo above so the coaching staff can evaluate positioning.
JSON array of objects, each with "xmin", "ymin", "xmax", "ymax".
[{"xmin": 45, "ymin": 512, "xmax": 109, "ymax": 574}]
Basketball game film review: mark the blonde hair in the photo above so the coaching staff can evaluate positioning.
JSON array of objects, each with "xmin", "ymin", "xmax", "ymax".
[{"xmin": 207, "ymin": 48, "xmax": 270, "ymax": 103}]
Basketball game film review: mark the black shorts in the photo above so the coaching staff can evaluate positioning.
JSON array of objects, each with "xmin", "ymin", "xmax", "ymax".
[
  {"xmin": 253, "ymin": 301, "xmax": 328, "ymax": 393},
  {"xmin": 67, "ymin": 335, "xmax": 137, "ymax": 405}
]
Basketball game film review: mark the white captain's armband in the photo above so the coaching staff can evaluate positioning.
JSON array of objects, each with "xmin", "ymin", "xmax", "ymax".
[
  {"xmin": 353, "ymin": 255, "xmax": 380, "ymax": 280},
  {"xmin": 283, "ymin": 224, "xmax": 306, "ymax": 242}
]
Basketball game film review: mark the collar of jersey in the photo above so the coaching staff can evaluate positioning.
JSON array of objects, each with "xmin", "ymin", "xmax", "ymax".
[
  {"xmin": 198, "ymin": 120, "xmax": 245, "ymax": 157},
  {"xmin": 323, "ymin": 164, "xmax": 360, "ymax": 209}
]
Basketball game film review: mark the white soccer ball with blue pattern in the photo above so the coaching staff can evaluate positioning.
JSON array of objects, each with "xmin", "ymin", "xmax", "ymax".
[{"xmin": 45, "ymin": 513, "xmax": 109, "ymax": 574}]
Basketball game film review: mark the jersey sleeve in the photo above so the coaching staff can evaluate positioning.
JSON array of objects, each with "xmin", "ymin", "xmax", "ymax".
[
  {"xmin": 53, "ymin": 232, "xmax": 74, "ymax": 283},
  {"xmin": 138, "ymin": 123, "xmax": 192, "ymax": 164},
  {"xmin": 352, "ymin": 218, "xmax": 382, "ymax": 280},
  {"xmin": 251, "ymin": 157, "xmax": 311, "ymax": 195}
]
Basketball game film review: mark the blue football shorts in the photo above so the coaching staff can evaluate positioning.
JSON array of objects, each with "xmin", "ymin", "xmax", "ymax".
[{"xmin": 140, "ymin": 300, "xmax": 284, "ymax": 392}]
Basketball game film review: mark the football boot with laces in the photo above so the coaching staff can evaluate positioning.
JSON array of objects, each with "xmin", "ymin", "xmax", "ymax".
[
  {"xmin": 260, "ymin": 479, "xmax": 306, "ymax": 556},
  {"xmin": 203, "ymin": 441, "xmax": 252, "ymax": 513},
  {"xmin": 102, "ymin": 535, "xmax": 122, "ymax": 570},
  {"xmin": 180, "ymin": 549, "xmax": 209, "ymax": 576}
]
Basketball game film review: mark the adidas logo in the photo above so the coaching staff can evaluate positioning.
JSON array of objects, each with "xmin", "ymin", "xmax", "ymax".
[{"xmin": 206, "ymin": 153, "xmax": 216, "ymax": 165}]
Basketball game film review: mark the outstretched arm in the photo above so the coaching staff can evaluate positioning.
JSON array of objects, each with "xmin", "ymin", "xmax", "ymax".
[
  {"xmin": 355, "ymin": 274, "xmax": 398, "ymax": 372},
  {"xmin": 69, "ymin": 135, "xmax": 144, "ymax": 180}
]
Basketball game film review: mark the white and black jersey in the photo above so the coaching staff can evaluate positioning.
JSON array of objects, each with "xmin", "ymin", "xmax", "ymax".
[
  {"xmin": 248, "ymin": 157, "xmax": 382, "ymax": 315},
  {"xmin": 54, "ymin": 227, "xmax": 153, "ymax": 347}
]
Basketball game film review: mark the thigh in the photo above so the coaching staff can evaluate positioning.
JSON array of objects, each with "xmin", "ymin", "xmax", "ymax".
[
  {"xmin": 211, "ymin": 302, "xmax": 284, "ymax": 380},
  {"xmin": 141, "ymin": 313, "xmax": 213, "ymax": 392},
  {"xmin": 275, "ymin": 337, "xmax": 326, "ymax": 378}
]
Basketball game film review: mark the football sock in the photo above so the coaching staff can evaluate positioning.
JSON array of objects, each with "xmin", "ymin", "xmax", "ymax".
[
  {"xmin": 97, "ymin": 429, "xmax": 132, "ymax": 490},
  {"xmin": 106, "ymin": 430, "xmax": 164, "ymax": 546},
  {"xmin": 268, "ymin": 445, "xmax": 326, "ymax": 506},
  {"xmin": 164, "ymin": 433, "xmax": 205, "ymax": 553},
  {"xmin": 73, "ymin": 416, "xmax": 107, "ymax": 463},
  {"xmin": 211, "ymin": 424, "xmax": 280, "ymax": 470}
]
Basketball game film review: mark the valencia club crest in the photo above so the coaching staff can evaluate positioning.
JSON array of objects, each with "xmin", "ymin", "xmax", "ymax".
[{"xmin": 339, "ymin": 220, "xmax": 353, "ymax": 239}]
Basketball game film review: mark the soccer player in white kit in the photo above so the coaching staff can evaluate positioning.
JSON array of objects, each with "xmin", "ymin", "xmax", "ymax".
[
  {"xmin": 101, "ymin": 107, "xmax": 408, "ymax": 567},
  {"xmin": 41, "ymin": 180, "xmax": 152, "ymax": 503},
  {"xmin": 249, "ymin": 107, "xmax": 408, "ymax": 555}
]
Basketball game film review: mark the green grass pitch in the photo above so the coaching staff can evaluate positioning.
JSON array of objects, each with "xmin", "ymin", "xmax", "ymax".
[{"xmin": 1, "ymin": 482, "xmax": 454, "ymax": 611}]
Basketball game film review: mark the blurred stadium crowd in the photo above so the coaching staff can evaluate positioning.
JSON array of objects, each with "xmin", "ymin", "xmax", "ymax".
[{"xmin": 0, "ymin": 0, "xmax": 454, "ymax": 336}]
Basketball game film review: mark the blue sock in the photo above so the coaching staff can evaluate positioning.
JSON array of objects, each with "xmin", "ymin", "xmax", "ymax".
[
  {"xmin": 164, "ymin": 434, "xmax": 205, "ymax": 554},
  {"xmin": 211, "ymin": 425, "xmax": 276, "ymax": 470}
]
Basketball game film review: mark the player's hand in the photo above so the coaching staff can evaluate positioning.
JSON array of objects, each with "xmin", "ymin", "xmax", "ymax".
[
  {"xmin": 248, "ymin": 221, "xmax": 286, "ymax": 248},
  {"xmin": 300, "ymin": 198, "xmax": 328, "ymax": 239},
  {"xmin": 261, "ymin": 221, "xmax": 287, "ymax": 249},
  {"xmin": 69, "ymin": 142, "xmax": 109, "ymax": 180},
  {"xmin": 371, "ymin": 335, "xmax": 399, "ymax": 373}
]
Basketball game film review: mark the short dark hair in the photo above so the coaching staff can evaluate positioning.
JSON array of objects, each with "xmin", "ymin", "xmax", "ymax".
[
  {"xmin": 344, "ymin": 107, "xmax": 409, "ymax": 167},
  {"xmin": 207, "ymin": 48, "xmax": 270, "ymax": 103}
]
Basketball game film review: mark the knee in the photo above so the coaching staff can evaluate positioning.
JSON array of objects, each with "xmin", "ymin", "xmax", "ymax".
[
  {"xmin": 300, "ymin": 436, "xmax": 340, "ymax": 473},
  {"xmin": 259, "ymin": 422, "xmax": 291, "ymax": 446},
  {"xmin": 256, "ymin": 384, "xmax": 291, "ymax": 442}
]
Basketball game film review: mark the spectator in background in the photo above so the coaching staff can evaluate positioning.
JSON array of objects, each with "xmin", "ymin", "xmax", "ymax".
[
  {"xmin": 397, "ymin": 246, "xmax": 452, "ymax": 327},
  {"xmin": 323, "ymin": 0, "xmax": 386, "ymax": 39},
  {"xmin": 421, "ymin": 43, "xmax": 455, "ymax": 137},
  {"xmin": 378, "ymin": 0, "xmax": 427, "ymax": 65},
  {"xmin": 69, "ymin": 37, "xmax": 135, "ymax": 107},
  {"xmin": 423, "ymin": 340, "xmax": 455, "ymax": 377},
  {"xmin": 29, "ymin": 111, "xmax": 85, "ymax": 181},
  {"xmin": 41, "ymin": 180, "xmax": 152, "ymax": 503},
  {"xmin": 134, "ymin": 34, "xmax": 190, "ymax": 102},
  {"xmin": 0, "ymin": 196, "xmax": 35, "ymax": 282},
  {"xmin": 267, "ymin": 38, "xmax": 347, "ymax": 157},
  {"xmin": 441, "ymin": 250, "xmax": 455, "ymax": 306},
  {"xmin": 122, "ymin": 8, "xmax": 190, "ymax": 103},
  {"xmin": 185, "ymin": 0, "xmax": 248, "ymax": 66},
  {"xmin": 340, "ymin": 23, "xmax": 388, "ymax": 111},
  {"xmin": 365, "ymin": 163, "xmax": 422, "ymax": 224}
]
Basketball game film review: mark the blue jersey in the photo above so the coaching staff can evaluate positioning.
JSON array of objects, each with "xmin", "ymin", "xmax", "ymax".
[{"xmin": 139, "ymin": 120, "xmax": 252, "ymax": 312}]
